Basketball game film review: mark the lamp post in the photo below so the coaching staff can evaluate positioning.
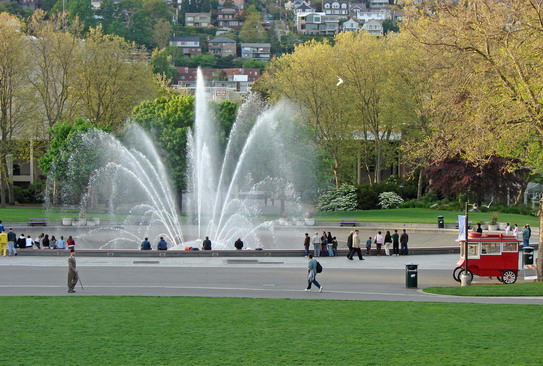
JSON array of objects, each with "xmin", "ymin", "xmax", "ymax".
[{"xmin": 460, "ymin": 201, "xmax": 472, "ymax": 286}]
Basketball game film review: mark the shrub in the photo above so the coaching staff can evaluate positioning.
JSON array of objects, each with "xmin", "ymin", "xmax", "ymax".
[
  {"xmin": 316, "ymin": 184, "xmax": 358, "ymax": 212},
  {"xmin": 378, "ymin": 192, "xmax": 404, "ymax": 209}
]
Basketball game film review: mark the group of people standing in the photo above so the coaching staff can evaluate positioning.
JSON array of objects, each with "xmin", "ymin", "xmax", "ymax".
[
  {"xmin": 346, "ymin": 229, "xmax": 409, "ymax": 258},
  {"xmin": 304, "ymin": 231, "xmax": 338, "ymax": 257}
]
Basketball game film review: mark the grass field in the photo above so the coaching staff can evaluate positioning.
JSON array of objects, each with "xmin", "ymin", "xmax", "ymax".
[
  {"xmin": 1, "ymin": 297, "xmax": 542, "ymax": 365},
  {"xmin": 315, "ymin": 208, "xmax": 540, "ymax": 226},
  {"xmin": 425, "ymin": 282, "xmax": 543, "ymax": 297},
  {"xmin": 1, "ymin": 207, "xmax": 539, "ymax": 228}
]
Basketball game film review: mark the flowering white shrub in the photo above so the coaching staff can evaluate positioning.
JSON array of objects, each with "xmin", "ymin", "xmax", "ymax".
[
  {"xmin": 316, "ymin": 184, "xmax": 358, "ymax": 212},
  {"xmin": 378, "ymin": 192, "xmax": 404, "ymax": 209}
]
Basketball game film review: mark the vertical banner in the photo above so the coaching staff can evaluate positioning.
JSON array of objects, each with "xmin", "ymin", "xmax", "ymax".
[{"xmin": 457, "ymin": 215, "xmax": 466, "ymax": 241}]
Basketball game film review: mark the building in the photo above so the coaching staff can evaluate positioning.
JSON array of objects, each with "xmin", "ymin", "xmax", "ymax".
[
  {"xmin": 208, "ymin": 36, "xmax": 237, "ymax": 57},
  {"xmin": 217, "ymin": 6, "xmax": 243, "ymax": 30},
  {"xmin": 349, "ymin": 2, "xmax": 367, "ymax": 18},
  {"xmin": 175, "ymin": 67, "xmax": 261, "ymax": 99},
  {"xmin": 322, "ymin": 0, "xmax": 349, "ymax": 19},
  {"xmin": 369, "ymin": 0, "xmax": 390, "ymax": 9},
  {"xmin": 294, "ymin": 2, "xmax": 316, "ymax": 14},
  {"xmin": 356, "ymin": 10, "xmax": 386, "ymax": 23},
  {"xmin": 342, "ymin": 18, "xmax": 360, "ymax": 32},
  {"xmin": 362, "ymin": 19, "xmax": 383, "ymax": 36},
  {"xmin": 240, "ymin": 43, "xmax": 271, "ymax": 61},
  {"xmin": 169, "ymin": 37, "xmax": 202, "ymax": 58},
  {"xmin": 296, "ymin": 12, "xmax": 339, "ymax": 35},
  {"xmin": 185, "ymin": 13, "xmax": 212, "ymax": 27},
  {"xmin": 218, "ymin": 0, "xmax": 245, "ymax": 9}
]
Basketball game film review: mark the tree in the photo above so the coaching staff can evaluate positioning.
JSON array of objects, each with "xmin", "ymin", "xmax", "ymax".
[
  {"xmin": 152, "ymin": 19, "xmax": 172, "ymax": 50},
  {"xmin": 74, "ymin": 27, "xmax": 157, "ymax": 130},
  {"xmin": 132, "ymin": 94, "xmax": 238, "ymax": 197},
  {"xmin": 403, "ymin": 0, "xmax": 543, "ymax": 280},
  {"xmin": 239, "ymin": 11, "xmax": 268, "ymax": 43},
  {"xmin": 50, "ymin": 0, "xmax": 95, "ymax": 30},
  {"xmin": 259, "ymin": 40, "xmax": 354, "ymax": 187},
  {"xmin": 0, "ymin": 14, "xmax": 36, "ymax": 206},
  {"xmin": 27, "ymin": 11, "xmax": 81, "ymax": 140}
]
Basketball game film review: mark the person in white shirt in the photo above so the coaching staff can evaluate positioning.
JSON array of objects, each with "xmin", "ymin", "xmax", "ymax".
[
  {"xmin": 374, "ymin": 231, "xmax": 384, "ymax": 256},
  {"xmin": 505, "ymin": 223, "xmax": 511, "ymax": 236}
]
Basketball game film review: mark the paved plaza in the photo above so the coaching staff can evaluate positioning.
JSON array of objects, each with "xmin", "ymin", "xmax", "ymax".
[{"xmin": 1, "ymin": 252, "xmax": 541, "ymax": 305}]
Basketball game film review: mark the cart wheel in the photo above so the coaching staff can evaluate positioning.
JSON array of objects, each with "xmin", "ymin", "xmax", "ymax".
[
  {"xmin": 458, "ymin": 269, "xmax": 473, "ymax": 282},
  {"xmin": 502, "ymin": 270, "xmax": 517, "ymax": 284},
  {"xmin": 453, "ymin": 267, "xmax": 463, "ymax": 282}
]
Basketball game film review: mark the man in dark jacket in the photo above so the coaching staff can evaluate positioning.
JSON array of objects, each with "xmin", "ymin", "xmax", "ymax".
[
  {"xmin": 346, "ymin": 231, "xmax": 353, "ymax": 252},
  {"xmin": 68, "ymin": 250, "xmax": 78, "ymax": 293},
  {"xmin": 157, "ymin": 237, "xmax": 168, "ymax": 250},
  {"xmin": 141, "ymin": 237, "xmax": 151, "ymax": 250},
  {"xmin": 234, "ymin": 238, "xmax": 243, "ymax": 250},
  {"xmin": 303, "ymin": 233, "xmax": 310, "ymax": 257},
  {"xmin": 400, "ymin": 229, "xmax": 409, "ymax": 255},
  {"xmin": 7, "ymin": 228, "xmax": 17, "ymax": 256},
  {"xmin": 202, "ymin": 236, "xmax": 212, "ymax": 250}
]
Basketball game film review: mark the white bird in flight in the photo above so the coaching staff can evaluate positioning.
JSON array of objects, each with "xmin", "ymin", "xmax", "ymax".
[{"xmin": 336, "ymin": 76, "xmax": 343, "ymax": 86}]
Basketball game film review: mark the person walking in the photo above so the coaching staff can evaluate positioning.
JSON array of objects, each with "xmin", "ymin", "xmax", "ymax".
[
  {"xmin": 384, "ymin": 231, "xmax": 392, "ymax": 256},
  {"xmin": 303, "ymin": 233, "xmax": 310, "ymax": 257},
  {"xmin": 158, "ymin": 237, "xmax": 168, "ymax": 250},
  {"xmin": 141, "ymin": 237, "xmax": 152, "ymax": 250},
  {"xmin": 400, "ymin": 229, "xmax": 409, "ymax": 255},
  {"xmin": 347, "ymin": 230, "xmax": 363, "ymax": 260},
  {"xmin": 305, "ymin": 254, "xmax": 323, "ymax": 292},
  {"xmin": 346, "ymin": 231, "xmax": 353, "ymax": 252},
  {"xmin": 0, "ymin": 229, "xmax": 7, "ymax": 256},
  {"xmin": 366, "ymin": 237, "xmax": 372, "ymax": 256},
  {"xmin": 234, "ymin": 238, "xmax": 244, "ymax": 250},
  {"xmin": 67, "ymin": 250, "xmax": 79, "ymax": 293},
  {"xmin": 522, "ymin": 225, "xmax": 530, "ymax": 247},
  {"xmin": 312, "ymin": 232, "xmax": 320, "ymax": 257},
  {"xmin": 57, "ymin": 236, "xmax": 66, "ymax": 250},
  {"xmin": 375, "ymin": 231, "xmax": 384, "ymax": 256},
  {"xmin": 7, "ymin": 228, "xmax": 17, "ymax": 256},
  {"xmin": 392, "ymin": 229, "xmax": 400, "ymax": 256}
]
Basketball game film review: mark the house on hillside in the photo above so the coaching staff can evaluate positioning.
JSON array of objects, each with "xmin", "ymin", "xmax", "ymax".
[
  {"xmin": 169, "ymin": 37, "xmax": 202, "ymax": 58},
  {"xmin": 208, "ymin": 37, "xmax": 237, "ymax": 57},
  {"xmin": 217, "ymin": 6, "xmax": 243, "ymax": 30},
  {"xmin": 240, "ymin": 43, "xmax": 271, "ymax": 61},
  {"xmin": 322, "ymin": 0, "xmax": 350, "ymax": 19},
  {"xmin": 296, "ymin": 12, "xmax": 339, "ymax": 35},
  {"xmin": 362, "ymin": 19, "xmax": 383, "ymax": 36},
  {"xmin": 185, "ymin": 13, "xmax": 212, "ymax": 27},
  {"xmin": 342, "ymin": 18, "xmax": 360, "ymax": 32}
]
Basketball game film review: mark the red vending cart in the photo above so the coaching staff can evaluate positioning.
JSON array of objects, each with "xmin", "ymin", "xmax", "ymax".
[{"xmin": 453, "ymin": 232, "xmax": 521, "ymax": 284}]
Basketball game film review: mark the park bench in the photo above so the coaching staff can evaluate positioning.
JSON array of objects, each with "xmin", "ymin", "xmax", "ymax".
[
  {"xmin": 29, "ymin": 218, "xmax": 48, "ymax": 226},
  {"xmin": 340, "ymin": 218, "xmax": 358, "ymax": 227}
]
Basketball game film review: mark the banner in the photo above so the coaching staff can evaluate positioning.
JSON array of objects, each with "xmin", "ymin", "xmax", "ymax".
[{"xmin": 457, "ymin": 215, "xmax": 467, "ymax": 241}]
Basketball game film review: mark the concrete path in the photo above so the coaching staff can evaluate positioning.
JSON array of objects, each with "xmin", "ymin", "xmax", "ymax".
[{"xmin": 0, "ymin": 253, "xmax": 541, "ymax": 304}]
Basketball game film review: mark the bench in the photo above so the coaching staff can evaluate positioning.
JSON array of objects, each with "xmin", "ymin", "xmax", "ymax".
[
  {"xmin": 29, "ymin": 218, "xmax": 48, "ymax": 226},
  {"xmin": 340, "ymin": 218, "xmax": 358, "ymax": 227}
]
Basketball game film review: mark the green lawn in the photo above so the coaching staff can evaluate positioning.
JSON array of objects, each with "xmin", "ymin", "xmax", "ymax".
[
  {"xmin": 316, "ymin": 208, "xmax": 540, "ymax": 226},
  {"xmin": 1, "ymin": 297, "xmax": 542, "ymax": 365},
  {"xmin": 425, "ymin": 282, "xmax": 543, "ymax": 297}
]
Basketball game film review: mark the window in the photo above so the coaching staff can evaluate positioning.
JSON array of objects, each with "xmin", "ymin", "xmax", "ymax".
[
  {"xmin": 502, "ymin": 242, "xmax": 518, "ymax": 252},
  {"xmin": 468, "ymin": 243, "xmax": 480, "ymax": 258},
  {"xmin": 324, "ymin": 3, "xmax": 330, "ymax": 8},
  {"xmin": 481, "ymin": 243, "xmax": 501, "ymax": 255}
]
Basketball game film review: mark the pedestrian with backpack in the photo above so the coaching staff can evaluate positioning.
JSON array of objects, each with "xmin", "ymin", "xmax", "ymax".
[{"xmin": 305, "ymin": 254, "xmax": 323, "ymax": 292}]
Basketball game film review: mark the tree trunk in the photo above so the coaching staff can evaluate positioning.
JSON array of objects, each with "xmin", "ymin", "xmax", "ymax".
[
  {"xmin": 0, "ymin": 169, "xmax": 5, "ymax": 208},
  {"xmin": 514, "ymin": 181, "xmax": 529, "ymax": 205},
  {"xmin": 538, "ymin": 197, "xmax": 543, "ymax": 281},
  {"xmin": 417, "ymin": 168, "xmax": 424, "ymax": 201},
  {"xmin": 375, "ymin": 140, "xmax": 382, "ymax": 183},
  {"xmin": 333, "ymin": 157, "xmax": 340, "ymax": 189}
]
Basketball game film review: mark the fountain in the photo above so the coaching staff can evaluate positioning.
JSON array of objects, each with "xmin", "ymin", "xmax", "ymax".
[{"xmin": 47, "ymin": 69, "xmax": 317, "ymax": 249}]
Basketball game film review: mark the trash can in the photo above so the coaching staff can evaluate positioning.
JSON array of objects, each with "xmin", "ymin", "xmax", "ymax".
[
  {"xmin": 522, "ymin": 246, "xmax": 534, "ymax": 266},
  {"xmin": 406, "ymin": 264, "xmax": 418, "ymax": 288},
  {"xmin": 437, "ymin": 216, "xmax": 444, "ymax": 228}
]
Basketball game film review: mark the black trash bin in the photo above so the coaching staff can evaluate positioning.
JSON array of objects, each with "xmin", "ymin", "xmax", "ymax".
[
  {"xmin": 406, "ymin": 264, "xmax": 418, "ymax": 288},
  {"xmin": 437, "ymin": 216, "xmax": 444, "ymax": 228},
  {"xmin": 523, "ymin": 246, "xmax": 534, "ymax": 266}
]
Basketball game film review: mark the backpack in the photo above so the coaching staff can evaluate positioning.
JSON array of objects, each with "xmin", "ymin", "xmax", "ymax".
[{"xmin": 316, "ymin": 261, "xmax": 323, "ymax": 273}]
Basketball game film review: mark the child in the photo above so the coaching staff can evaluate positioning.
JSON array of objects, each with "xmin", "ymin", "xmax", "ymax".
[{"xmin": 366, "ymin": 237, "xmax": 372, "ymax": 256}]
